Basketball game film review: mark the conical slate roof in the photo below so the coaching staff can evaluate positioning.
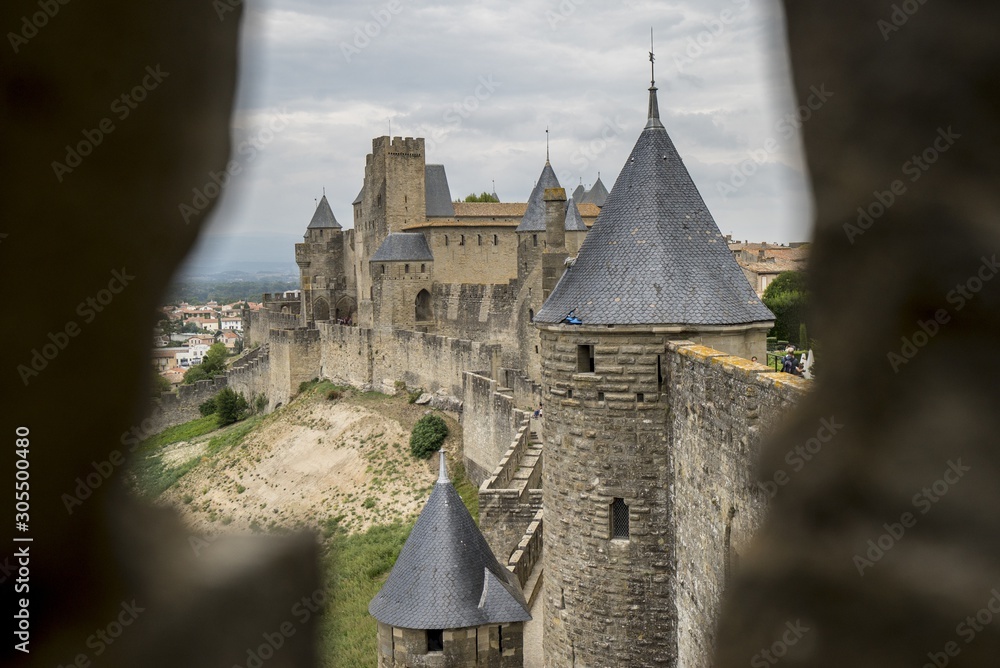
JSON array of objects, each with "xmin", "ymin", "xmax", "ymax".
[
  {"xmin": 536, "ymin": 84, "xmax": 774, "ymax": 327},
  {"xmin": 564, "ymin": 198, "xmax": 587, "ymax": 231},
  {"xmin": 369, "ymin": 453, "xmax": 531, "ymax": 630},
  {"xmin": 579, "ymin": 175, "xmax": 609, "ymax": 207},
  {"xmin": 307, "ymin": 195, "xmax": 341, "ymax": 230},
  {"xmin": 572, "ymin": 182, "xmax": 586, "ymax": 201},
  {"xmin": 514, "ymin": 162, "xmax": 561, "ymax": 232}
]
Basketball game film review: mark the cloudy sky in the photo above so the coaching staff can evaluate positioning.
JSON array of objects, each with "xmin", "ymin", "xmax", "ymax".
[{"xmin": 182, "ymin": 0, "xmax": 815, "ymax": 273}]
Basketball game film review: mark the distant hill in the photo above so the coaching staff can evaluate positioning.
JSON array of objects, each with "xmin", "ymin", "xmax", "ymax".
[{"xmin": 166, "ymin": 275, "xmax": 299, "ymax": 305}]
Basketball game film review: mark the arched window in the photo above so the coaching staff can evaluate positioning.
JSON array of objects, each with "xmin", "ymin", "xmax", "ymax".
[
  {"xmin": 477, "ymin": 234, "xmax": 482, "ymax": 246},
  {"xmin": 493, "ymin": 234, "xmax": 498, "ymax": 245},
  {"xmin": 445, "ymin": 235, "xmax": 449, "ymax": 246},
  {"xmin": 529, "ymin": 309, "xmax": 534, "ymax": 322},
  {"xmin": 415, "ymin": 289, "xmax": 432, "ymax": 322},
  {"xmin": 532, "ymin": 234, "xmax": 538, "ymax": 247},
  {"xmin": 313, "ymin": 298, "xmax": 330, "ymax": 321},
  {"xmin": 460, "ymin": 234, "xmax": 465, "ymax": 246},
  {"xmin": 420, "ymin": 263, "xmax": 426, "ymax": 273},
  {"xmin": 405, "ymin": 264, "xmax": 410, "ymax": 274}
]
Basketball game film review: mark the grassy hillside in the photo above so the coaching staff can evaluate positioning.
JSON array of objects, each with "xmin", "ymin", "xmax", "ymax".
[{"xmin": 128, "ymin": 383, "xmax": 477, "ymax": 667}]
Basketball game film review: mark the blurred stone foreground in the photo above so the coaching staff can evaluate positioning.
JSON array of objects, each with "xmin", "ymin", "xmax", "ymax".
[
  {"xmin": 1, "ymin": 1, "xmax": 319, "ymax": 667},
  {"xmin": 2, "ymin": 1, "xmax": 999, "ymax": 667},
  {"xmin": 714, "ymin": 3, "xmax": 1000, "ymax": 668}
]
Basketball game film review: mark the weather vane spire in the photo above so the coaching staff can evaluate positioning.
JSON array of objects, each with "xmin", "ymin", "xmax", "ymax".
[
  {"xmin": 545, "ymin": 126, "xmax": 550, "ymax": 163},
  {"xmin": 646, "ymin": 27, "xmax": 663, "ymax": 129},
  {"xmin": 649, "ymin": 27, "xmax": 655, "ymax": 87}
]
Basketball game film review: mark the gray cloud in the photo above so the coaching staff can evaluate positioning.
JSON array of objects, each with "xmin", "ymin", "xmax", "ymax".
[{"xmin": 188, "ymin": 0, "xmax": 813, "ymax": 273}]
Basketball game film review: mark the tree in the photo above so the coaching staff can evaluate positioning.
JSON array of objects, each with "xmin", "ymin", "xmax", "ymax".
[
  {"xmin": 409, "ymin": 414, "xmax": 449, "ymax": 459},
  {"xmin": 150, "ymin": 373, "xmax": 172, "ymax": 397},
  {"xmin": 200, "ymin": 342, "xmax": 229, "ymax": 375},
  {"xmin": 181, "ymin": 342, "xmax": 228, "ymax": 385},
  {"xmin": 182, "ymin": 364, "xmax": 210, "ymax": 384},
  {"xmin": 214, "ymin": 387, "xmax": 249, "ymax": 426},
  {"xmin": 762, "ymin": 271, "xmax": 810, "ymax": 348},
  {"xmin": 461, "ymin": 191, "xmax": 499, "ymax": 203}
]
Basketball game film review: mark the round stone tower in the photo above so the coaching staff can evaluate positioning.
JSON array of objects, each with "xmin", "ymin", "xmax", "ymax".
[{"xmin": 533, "ymin": 66, "xmax": 774, "ymax": 666}]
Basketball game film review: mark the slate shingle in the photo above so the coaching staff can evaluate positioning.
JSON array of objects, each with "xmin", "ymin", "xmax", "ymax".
[
  {"xmin": 425, "ymin": 164, "xmax": 456, "ymax": 218},
  {"xmin": 368, "ymin": 458, "xmax": 531, "ymax": 629},
  {"xmin": 307, "ymin": 195, "xmax": 341, "ymax": 230},
  {"xmin": 536, "ymin": 87, "xmax": 774, "ymax": 327},
  {"xmin": 370, "ymin": 233, "xmax": 434, "ymax": 263},
  {"xmin": 513, "ymin": 162, "xmax": 560, "ymax": 232}
]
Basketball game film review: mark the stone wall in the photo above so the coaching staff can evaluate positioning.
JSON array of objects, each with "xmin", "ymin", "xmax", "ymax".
[
  {"xmin": 376, "ymin": 621, "xmax": 525, "ymax": 668},
  {"xmin": 267, "ymin": 328, "xmax": 321, "ymax": 407},
  {"xmin": 667, "ymin": 342, "xmax": 809, "ymax": 668},
  {"xmin": 461, "ymin": 371, "xmax": 526, "ymax": 485},
  {"xmin": 498, "ymin": 368, "xmax": 541, "ymax": 412},
  {"xmin": 507, "ymin": 509, "xmax": 543, "ymax": 590},
  {"xmin": 146, "ymin": 344, "xmax": 272, "ymax": 433},
  {"xmin": 316, "ymin": 323, "xmax": 500, "ymax": 399},
  {"xmin": 245, "ymin": 309, "xmax": 301, "ymax": 347},
  {"xmin": 422, "ymin": 226, "xmax": 519, "ymax": 285}
]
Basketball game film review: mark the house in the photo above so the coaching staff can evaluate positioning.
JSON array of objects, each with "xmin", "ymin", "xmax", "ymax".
[
  {"xmin": 219, "ymin": 330, "xmax": 241, "ymax": 351},
  {"xmin": 151, "ymin": 347, "xmax": 179, "ymax": 371},
  {"xmin": 728, "ymin": 240, "xmax": 809, "ymax": 296},
  {"xmin": 175, "ymin": 344, "xmax": 209, "ymax": 367},
  {"xmin": 220, "ymin": 316, "xmax": 242, "ymax": 331}
]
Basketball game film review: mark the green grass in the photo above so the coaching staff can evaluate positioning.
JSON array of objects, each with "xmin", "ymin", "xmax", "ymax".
[
  {"xmin": 128, "ymin": 413, "xmax": 263, "ymax": 499},
  {"xmin": 204, "ymin": 414, "xmax": 264, "ymax": 456},
  {"xmin": 133, "ymin": 415, "xmax": 220, "ymax": 455},
  {"xmin": 128, "ymin": 415, "xmax": 220, "ymax": 498},
  {"xmin": 319, "ymin": 521, "xmax": 413, "ymax": 666}
]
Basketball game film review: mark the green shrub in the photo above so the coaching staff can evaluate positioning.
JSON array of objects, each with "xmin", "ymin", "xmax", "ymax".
[
  {"xmin": 199, "ymin": 397, "xmax": 217, "ymax": 416},
  {"xmin": 409, "ymin": 414, "xmax": 448, "ymax": 460},
  {"xmin": 215, "ymin": 387, "xmax": 249, "ymax": 426},
  {"xmin": 327, "ymin": 389, "xmax": 343, "ymax": 401}
]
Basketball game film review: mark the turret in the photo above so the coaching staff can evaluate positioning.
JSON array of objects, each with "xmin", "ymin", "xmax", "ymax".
[{"xmin": 369, "ymin": 451, "xmax": 531, "ymax": 667}]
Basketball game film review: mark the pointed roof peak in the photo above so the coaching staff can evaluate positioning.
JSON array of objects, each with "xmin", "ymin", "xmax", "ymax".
[
  {"xmin": 369, "ymin": 471, "xmax": 530, "ymax": 629},
  {"xmin": 307, "ymin": 194, "xmax": 341, "ymax": 230},
  {"xmin": 515, "ymin": 161, "xmax": 561, "ymax": 232},
  {"xmin": 646, "ymin": 28, "xmax": 664, "ymax": 130},
  {"xmin": 437, "ymin": 449, "xmax": 449, "ymax": 483},
  {"xmin": 535, "ymin": 78, "xmax": 774, "ymax": 328}
]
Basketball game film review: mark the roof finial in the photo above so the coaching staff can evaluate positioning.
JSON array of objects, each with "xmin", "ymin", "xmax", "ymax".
[
  {"xmin": 437, "ymin": 449, "xmax": 449, "ymax": 483},
  {"xmin": 646, "ymin": 28, "xmax": 664, "ymax": 130},
  {"xmin": 545, "ymin": 126, "xmax": 550, "ymax": 164},
  {"xmin": 650, "ymin": 27, "xmax": 655, "ymax": 87},
  {"xmin": 322, "ymin": 187, "xmax": 326, "ymax": 196}
]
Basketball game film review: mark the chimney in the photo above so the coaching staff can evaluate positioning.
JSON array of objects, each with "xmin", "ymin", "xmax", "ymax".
[
  {"xmin": 544, "ymin": 187, "xmax": 567, "ymax": 250},
  {"xmin": 542, "ymin": 188, "xmax": 569, "ymax": 301}
]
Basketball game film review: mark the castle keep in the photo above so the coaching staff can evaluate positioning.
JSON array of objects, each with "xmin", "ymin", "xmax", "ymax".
[{"xmin": 227, "ymin": 61, "xmax": 812, "ymax": 667}]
